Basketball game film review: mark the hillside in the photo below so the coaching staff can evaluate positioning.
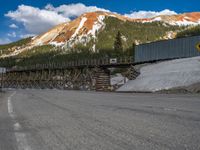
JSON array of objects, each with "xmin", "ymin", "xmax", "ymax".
[
  {"xmin": 30, "ymin": 11, "xmax": 199, "ymax": 49},
  {"xmin": 176, "ymin": 25, "xmax": 200, "ymax": 38},
  {"xmin": 0, "ymin": 37, "xmax": 31, "ymax": 56},
  {"xmin": 0, "ymin": 11, "xmax": 200, "ymax": 67},
  {"xmin": 150, "ymin": 12, "xmax": 200, "ymax": 26}
]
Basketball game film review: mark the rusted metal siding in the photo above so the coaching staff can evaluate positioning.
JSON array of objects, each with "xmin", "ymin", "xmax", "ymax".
[{"xmin": 135, "ymin": 36, "xmax": 200, "ymax": 63}]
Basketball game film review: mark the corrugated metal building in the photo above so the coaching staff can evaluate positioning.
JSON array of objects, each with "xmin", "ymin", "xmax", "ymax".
[
  {"xmin": 0, "ymin": 67, "xmax": 5, "ymax": 89},
  {"xmin": 135, "ymin": 36, "xmax": 200, "ymax": 63}
]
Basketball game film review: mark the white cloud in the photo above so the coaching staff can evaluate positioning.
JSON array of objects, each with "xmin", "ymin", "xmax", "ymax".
[
  {"xmin": 125, "ymin": 9, "xmax": 177, "ymax": 19},
  {"xmin": 5, "ymin": 3, "xmax": 109, "ymax": 35},
  {"xmin": 45, "ymin": 3, "xmax": 110, "ymax": 18},
  {"xmin": 5, "ymin": 5, "xmax": 69, "ymax": 34},
  {"xmin": 9, "ymin": 23, "xmax": 18, "ymax": 28},
  {"xmin": 7, "ymin": 32, "xmax": 17, "ymax": 38},
  {"xmin": 0, "ymin": 38, "xmax": 11, "ymax": 45},
  {"xmin": 20, "ymin": 33, "xmax": 36, "ymax": 38}
]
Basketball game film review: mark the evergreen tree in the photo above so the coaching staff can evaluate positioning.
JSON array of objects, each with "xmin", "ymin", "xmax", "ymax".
[
  {"xmin": 176, "ymin": 25, "xmax": 200, "ymax": 38},
  {"xmin": 114, "ymin": 31, "xmax": 123, "ymax": 56}
]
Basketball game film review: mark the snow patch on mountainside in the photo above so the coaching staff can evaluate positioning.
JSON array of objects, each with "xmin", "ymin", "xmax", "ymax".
[
  {"xmin": 171, "ymin": 19, "xmax": 200, "ymax": 26},
  {"xmin": 163, "ymin": 31, "xmax": 176, "ymax": 39},
  {"xmin": 142, "ymin": 18, "xmax": 200, "ymax": 26},
  {"xmin": 118, "ymin": 57, "xmax": 200, "ymax": 92},
  {"xmin": 153, "ymin": 17, "xmax": 162, "ymax": 21},
  {"xmin": 65, "ymin": 17, "xmax": 88, "ymax": 47},
  {"xmin": 49, "ymin": 41, "xmax": 65, "ymax": 46},
  {"xmin": 72, "ymin": 17, "xmax": 88, "ymax": 39},
  {"xmin": 88, "ymin": 15, "xmax": 105, "ymax": 39},
  {"xmin": 65, "ymin": 15, "xmax": 106, "ymax": 49}
]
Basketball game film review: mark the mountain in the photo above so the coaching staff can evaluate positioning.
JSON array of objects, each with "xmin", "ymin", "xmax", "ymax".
[
  {"xmin": 31, "ymin": 11, "xmax": 111, "ymax": 47},
  {"xmin": 150, "ymin": 12, "xmax": 200, "ymax": 26},
  {"xmin": 31, "ymin": 11, "xmax": 200, "ymax": 47},
  {"xmin": 31, "ymin": 11, "xmax": 138, "ymax": 48},
  {"xmin": 1, "ymin": 11, "xmax": 200, "ymax": 59}
]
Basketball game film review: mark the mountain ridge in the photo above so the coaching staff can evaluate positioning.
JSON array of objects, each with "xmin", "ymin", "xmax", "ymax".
[
  {"xmin": 1, "ymin": 11, "xmax": 200, "ymax": 58},
  {"xmin": 31, "ymin": 11, "xmax": 200, "ymax": 47}
]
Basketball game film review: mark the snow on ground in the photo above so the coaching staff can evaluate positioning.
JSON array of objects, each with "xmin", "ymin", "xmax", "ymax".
[
  {"xmin": 118, "ymin": 56, "xmax": 200, "ymax": 92},
  {"xmin": 111, "ymin": 74, "xmax": 128, "ymax": 86},
  {"xmin": 169, "ymin": 17, "xmax": 200, "ymax": 26}
]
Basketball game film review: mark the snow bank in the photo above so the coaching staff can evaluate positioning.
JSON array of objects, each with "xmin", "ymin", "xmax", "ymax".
[
  {"xmin": 111, "ymin": 74, "xmax": 128, "ymax": 86},
  {"xmin": 118, "ymin": 56, "xmax": 200, "ymax": 92}
]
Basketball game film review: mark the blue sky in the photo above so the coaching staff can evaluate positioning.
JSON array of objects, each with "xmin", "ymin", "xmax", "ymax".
[{"xmin": 0, "ymin": 0, "xmax": 199, "ymax": 44}]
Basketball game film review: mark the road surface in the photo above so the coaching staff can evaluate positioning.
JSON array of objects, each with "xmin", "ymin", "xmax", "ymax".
[{"xmin": 0, "ymin": 89, "xmax": 200, "ymax": 150}]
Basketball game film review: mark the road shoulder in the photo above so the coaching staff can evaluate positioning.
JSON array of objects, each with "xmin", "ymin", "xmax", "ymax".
[{"xmin": 0, "ymin": 91, "xmax": 18, "ymax": 150}]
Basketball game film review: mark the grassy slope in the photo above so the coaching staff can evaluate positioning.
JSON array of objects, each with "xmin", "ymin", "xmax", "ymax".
[
  {"xmin": 176, "ymin": 25, "xmax": 200, "ymax": 38},
  {"xmin": 96, "ymin": 17, "xmax": 185, "ymax": 51},
  {"xmin": 0, "ymin": 37, "xmax": 32, "ymax": 56},
  {"xmin": 0, "ymin": 45, "xmax": 57, "ymax": 67}
]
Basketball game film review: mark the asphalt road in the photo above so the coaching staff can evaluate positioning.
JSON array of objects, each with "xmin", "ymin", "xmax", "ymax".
[{"xmin": 0, "ymin": 89, "xmax": 200, "ymax": 150}]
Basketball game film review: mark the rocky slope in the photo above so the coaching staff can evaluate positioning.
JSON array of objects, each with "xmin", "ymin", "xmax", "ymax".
[{"xmin": 31, "ymin": 11, "xmax": 134, "ymax": 47}]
